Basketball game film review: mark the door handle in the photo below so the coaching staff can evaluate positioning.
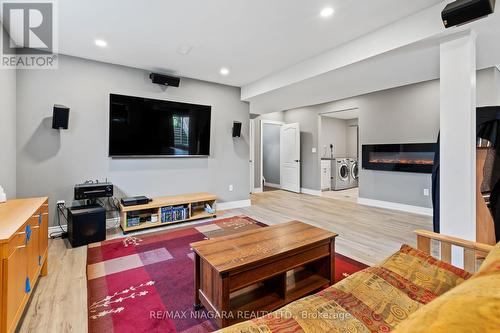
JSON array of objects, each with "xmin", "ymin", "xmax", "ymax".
[{"xmin": 295, "ymin": 160, "xmax": 300, "ymax": 163}]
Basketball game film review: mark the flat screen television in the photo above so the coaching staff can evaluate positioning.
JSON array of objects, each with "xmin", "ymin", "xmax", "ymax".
[{"xmin": 109, "ymin": 94, "xmax": 211, "ymax": 157}]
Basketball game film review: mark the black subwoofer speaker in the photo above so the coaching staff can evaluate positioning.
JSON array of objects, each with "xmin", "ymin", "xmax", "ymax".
[
  {"xmin": 67, "ymin": 204, "xmax": 106, "ymax": 247},
  {"xmin": 52, "ymin": 105, "xmax": 70, "ymax": 129}
]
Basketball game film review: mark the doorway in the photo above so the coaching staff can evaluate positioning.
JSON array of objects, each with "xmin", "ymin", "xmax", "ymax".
[
  {"xmin": 260, "ymin": 120, "xmax": 301, "ymax": 193},
  {"xmin": 261, "ymin": 121, "xmax": 283, "ymax": 191},
  {"xmin": 319, "ymin": 108, "xmax": 360, "ymax": 202},
  {"xmin": 261, "ymin": 120, "xmax": 284, "ymax": 192}
]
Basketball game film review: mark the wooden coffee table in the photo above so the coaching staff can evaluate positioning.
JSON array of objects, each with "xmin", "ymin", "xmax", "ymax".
[{"xmin": 190, "ymin": 221, "xmax": 338, "ymax": 328}]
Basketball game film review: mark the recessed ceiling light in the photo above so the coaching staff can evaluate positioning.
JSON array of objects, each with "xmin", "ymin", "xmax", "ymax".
[
  {"xmin": 220, "ymin": 67, "xmax": 230, "ymax": 76},
  {"xmin": 320, "ymin": 7, "xmax": 334, "ymax": 18},
  {"xmin": 95, "ymin": 39, "xmax": 107, "ymax": 47}
]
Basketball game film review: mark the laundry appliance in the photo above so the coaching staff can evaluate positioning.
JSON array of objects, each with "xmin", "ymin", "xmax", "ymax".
[
  {"xmin": 332, "ymin": 158, "xmax": 351, "ymax": 191},
  {"xmin": 348, "ymin": 158, "xmax": 359, "ymax": 188}
]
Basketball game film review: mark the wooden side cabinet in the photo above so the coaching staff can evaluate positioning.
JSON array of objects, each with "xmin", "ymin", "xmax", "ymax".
[{"xmin": 0, "ymin": 198, "xmax": 49, "ymax": 333}]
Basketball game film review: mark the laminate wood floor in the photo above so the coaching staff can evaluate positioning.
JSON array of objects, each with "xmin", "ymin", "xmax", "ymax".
[
  {"xmin": 19, "ymin": 190, "xmax": 432, "ymax": 332},
  {"xmin": 321, "ymin": 187, "xmax": 359, "ymax": 203}
]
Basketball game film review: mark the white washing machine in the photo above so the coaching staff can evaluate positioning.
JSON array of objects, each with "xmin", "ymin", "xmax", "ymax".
[
  {"xmin": 348, "ymin": 159, "xmax": 359, "ymax": 188},
  {"xmin": 332, "ymin": 158, "xmax": 350, "ymax": 190}
]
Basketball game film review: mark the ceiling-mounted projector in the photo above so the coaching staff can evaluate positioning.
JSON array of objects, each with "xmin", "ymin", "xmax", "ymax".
[
  {"xmin": 442, "ymin": 0, "xmax": 496, "ymax": 28},
  {"xmin": 149, "ymin": 73, "xmax": 180, "ymax": 87}
]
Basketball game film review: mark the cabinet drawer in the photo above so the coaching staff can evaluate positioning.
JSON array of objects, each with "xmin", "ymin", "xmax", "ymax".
[{"xmin": 8, "ymin": 227, "xmax": 28, "ymax": 257}]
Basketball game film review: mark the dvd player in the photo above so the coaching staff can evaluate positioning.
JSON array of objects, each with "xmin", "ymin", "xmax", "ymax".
[
  {"xmin": 121, "ymin": 196, "xmax": 152, "ymax": 207},
  {"xmin": 74, "ymin": 182, "xmax": 113, "ymax": 200}
]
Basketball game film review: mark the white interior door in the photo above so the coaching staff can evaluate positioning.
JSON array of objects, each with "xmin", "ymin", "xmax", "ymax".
[{"xmin": 280, "ymin": 123, "xmax": 301, "ymax": 193}]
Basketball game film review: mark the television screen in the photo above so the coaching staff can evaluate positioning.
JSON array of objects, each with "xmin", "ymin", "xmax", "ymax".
[{"xmin": 109, "ymin": 94, "xmax": 211, "ymax": 157}]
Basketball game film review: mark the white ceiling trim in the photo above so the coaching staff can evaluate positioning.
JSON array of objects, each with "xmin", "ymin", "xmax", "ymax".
[{"xmin": 241, "ymin": 1, "xmax": 448, "ymax": 101}]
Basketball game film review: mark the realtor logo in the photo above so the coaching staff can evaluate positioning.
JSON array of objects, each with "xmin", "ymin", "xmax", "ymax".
[{"xmin": 1, "ymin": 0, "xmax": 57, "ymax": 69}]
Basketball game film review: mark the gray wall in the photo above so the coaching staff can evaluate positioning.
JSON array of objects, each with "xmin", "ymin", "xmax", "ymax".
[
  {"xmin": 477, "ymin": 67, "xmax": 500, "ymax": 106},
  {"xmin": 0, "ymin": 69, "xmax": 16, "ymax": 198},
  {"xmin": 283, "ymin": 107, "xmax": 320, "ymax": 191},
  {"xmin": 262, "ymin": 123, "xmax": 281, "ymax": 184},
  {"xmin": 290, "ymin": 80, "xmax": 440, "ymax": 207},
  {"xmin": 16, "ymin": 55, "xmax": 250, "ymax": 226},
  {"xmin": 356, "ymin": 81, "xmax": 439, "ymax": 207},
  {"xmin": 346, "ymin": 119, "xmax": 359, "ymax": 159},
  {"xmin": 252, "ymin": 67, "xmax": 500, "ymax": 207},
  {"xmin": 319, "ymin": 117, "xmax": 347, "ymax": 159}
]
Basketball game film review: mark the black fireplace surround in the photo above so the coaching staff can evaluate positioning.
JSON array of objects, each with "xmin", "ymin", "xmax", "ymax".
[{"xmin": 362, "ymin": 143, "xmax": 437, "ymax": 174}]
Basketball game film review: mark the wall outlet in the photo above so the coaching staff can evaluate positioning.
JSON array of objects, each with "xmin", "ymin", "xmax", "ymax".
[
  {"xmin": 229, "ymin": 184, "xmax": 234, "ymax": 192},
  {"xmin": 56, "ymin": 200, "xmax": 65, "ymax": 206},
  {"xmin": 312, "ymin": 147, "xmax": 317, "ymax": 154},
  {"xmin": 423, "ymin": 189, "xmax": 430, "ymax": 197}
]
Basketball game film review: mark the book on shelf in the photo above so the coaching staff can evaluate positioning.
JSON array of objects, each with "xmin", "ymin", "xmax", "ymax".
[
  {"xmin": 161, "ymin": 205, "xmax": 189, "ymax": 223},
  {"xmin": 127, "ymin": 216, "xmax": 141, "ymax": 228}
]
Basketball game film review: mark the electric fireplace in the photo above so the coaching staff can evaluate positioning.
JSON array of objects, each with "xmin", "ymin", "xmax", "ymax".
[{"xmin": 362, "ymin": 143, "xmax": 437, "ymax": 174}]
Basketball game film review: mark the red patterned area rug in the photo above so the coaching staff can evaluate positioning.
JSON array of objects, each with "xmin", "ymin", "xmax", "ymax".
[{"xmin": 87, "ymin": 216, "xmax": 368, "ymax": 333}]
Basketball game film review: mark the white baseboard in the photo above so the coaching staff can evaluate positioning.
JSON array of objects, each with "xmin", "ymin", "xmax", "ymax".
[
  {"xmin": 252, "ymin": 187, "xmax": 263, "ymax": 193},
  {"xmin": 300, "ymin": 188, "xmax": 323, "ymax": 197},
  {"xmin": 217, "ymin": 199, "xmax": 252, "ymax": 211},
  {"xmin": 48, "ymin": 225, "xmax": 67, "ymax": 235},
  {"xmin": 264, "ymin": 182, "xmax": 281, "ymax": 189},
  {"xmin": 357, "ymin": 197, "xmax": 433, "ymax": 216}
]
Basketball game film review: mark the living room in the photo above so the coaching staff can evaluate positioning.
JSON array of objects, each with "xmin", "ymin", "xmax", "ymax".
[{"xmin": 1, "ymin": 1, "xmax": 499, "ymax": 332}]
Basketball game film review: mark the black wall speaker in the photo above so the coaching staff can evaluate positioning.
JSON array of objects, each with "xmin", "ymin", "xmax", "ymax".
[
  {"xmin": 442, "ymin": 0, "xmax": 496, "ymax": 28},
  {"xmin": 149, "ymin": 73, "xmax": 181, "ymax": 87},
  {"xmin": 52, "ymin": 105, "xmax": 70, "ymax": 129},
  {"xmin": 67, "ymin": 204, "xmax": 106, "ymax": 247},
  {"xmin": 232, "ymin": 121, "xmax": 242, "ymax": 138}
]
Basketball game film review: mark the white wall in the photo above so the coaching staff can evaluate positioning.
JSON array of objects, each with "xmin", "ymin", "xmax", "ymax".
[
  {"xmin": 16, "ymin": 55, "xmax": 250, "ymax": 226},
  {"xmin": 0, "ymin": 69, "xmax": 16, "ymax": 198},
  {"xmin": 440, "ymin": 32, "xmax": 476, "ymax": 267}
]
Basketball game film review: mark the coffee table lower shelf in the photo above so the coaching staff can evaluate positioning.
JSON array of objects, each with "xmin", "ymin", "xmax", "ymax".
[{"xmin": 230, "ymin": 269, "xmax": 330, "ymax": 315}]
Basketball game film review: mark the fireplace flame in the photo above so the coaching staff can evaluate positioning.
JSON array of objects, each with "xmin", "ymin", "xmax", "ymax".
[{"xmin": 369, "ymin": 159, "xmax": 433, "ymax": 165}]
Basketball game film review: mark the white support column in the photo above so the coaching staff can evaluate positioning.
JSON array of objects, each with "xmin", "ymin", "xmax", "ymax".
[{"xmin": 440, "ymin": 30, "xmax": 477, "ymax": 267}]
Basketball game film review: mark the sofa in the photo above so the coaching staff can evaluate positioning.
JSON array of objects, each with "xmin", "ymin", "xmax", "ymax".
[{"xmin": 218, "ymin": 230, "xmax": 500, "ymax": 333}]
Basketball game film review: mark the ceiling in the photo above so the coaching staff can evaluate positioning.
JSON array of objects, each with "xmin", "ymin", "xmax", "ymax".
[
  {"xmin": 58, "ymin": 0, "xmax": 444, "ymax": 87},
  {"xmin": 246, "ymin": 6, "xmax": 500, "ymax": 113}
]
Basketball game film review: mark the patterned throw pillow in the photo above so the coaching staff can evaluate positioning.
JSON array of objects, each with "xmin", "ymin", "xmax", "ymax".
[
  {"xmin": 393, "ymin": 242, "xmax": 500, "ymax": 333},
  {"xmin": 378, "ymin": 244, "xmax": 472, "ymax": 296}
]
